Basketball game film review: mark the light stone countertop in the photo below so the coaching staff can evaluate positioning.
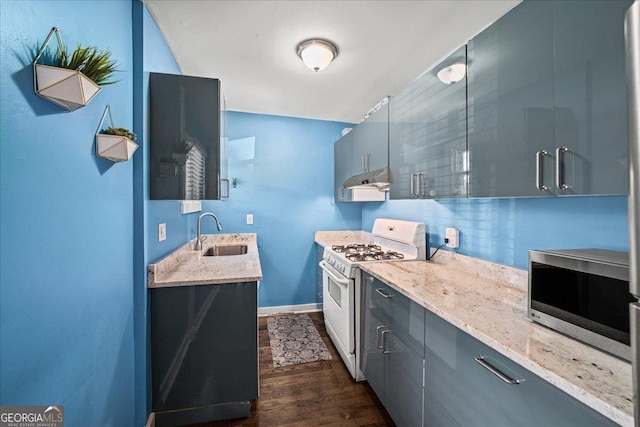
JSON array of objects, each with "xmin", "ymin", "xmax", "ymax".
[
  {"xmin": 314, "ymin": 230, "xmax": 373, "ymax": 248},
  {"xmin": 359, "ymin": 257, "xmax": 633, "ymax": 427},
  {"xmin": 148, "ymin": 233, "xmax": 262, "ymax": 288}
]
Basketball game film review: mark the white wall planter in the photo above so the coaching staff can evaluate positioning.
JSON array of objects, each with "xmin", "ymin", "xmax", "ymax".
[
  {"xmin": 32, "ymin": 27, "xmax": 102, "ymax": 112},
  {"xmin": 95, "ymin": 105, "xmax": 138, "ymax": 162}
]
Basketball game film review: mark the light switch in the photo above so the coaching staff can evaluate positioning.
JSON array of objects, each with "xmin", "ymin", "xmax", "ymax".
[
  {"xmin": 246, "ymin": 214, "xmax": 254, "ymax": 225},
  {"xmin": 159, "ymin": 223, "xmax": 166, "ymax": 242}
]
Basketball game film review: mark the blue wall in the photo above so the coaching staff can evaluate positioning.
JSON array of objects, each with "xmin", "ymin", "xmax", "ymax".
[
  {"xmin": 0, "ymin": 1, "xmax": 135, "ymax": 426},
  {"xmin": 362, "ymin": 196, "xmax": 629, "ymax": 269},
  {"xmin": 132, "ymin": 4, "xmax": 185, "ymax": 425},
  {"xmin": 202, "ymin": 111, "xmax": 362, "ymax": 307}
]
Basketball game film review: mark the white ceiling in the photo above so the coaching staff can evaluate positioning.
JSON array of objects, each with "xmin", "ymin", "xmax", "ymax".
[{"xmin": 144, "ymin": 0, "xmax": 520, "ymax": 124}]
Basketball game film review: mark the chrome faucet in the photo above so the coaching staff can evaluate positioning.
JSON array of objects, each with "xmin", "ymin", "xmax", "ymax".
[{"xmin": 195, "ymin": 212, "xmax": 223, "ymax": 250}]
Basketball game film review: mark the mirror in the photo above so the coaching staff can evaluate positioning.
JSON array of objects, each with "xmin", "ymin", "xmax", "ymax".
[{"xmin": 149, "ymin": 72, "xmax": 221, "ymax": 200}]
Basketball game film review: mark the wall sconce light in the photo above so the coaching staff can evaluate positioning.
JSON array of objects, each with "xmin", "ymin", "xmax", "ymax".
[
  {"xmin": 296, "ymin": 39, "xmax": 339, "ymax": 72},
  {"xmin": 436, "ymin": 63, "xmax": 466, "ymax": 84}
]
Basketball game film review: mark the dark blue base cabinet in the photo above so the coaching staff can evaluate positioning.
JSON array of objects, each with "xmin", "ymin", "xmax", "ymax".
[
  {"xmin": 151, "ymin": 282, "xmax": 258, "ymax": 427},
  {"xmin": 361, "ymin": 273, "xmax": 619, "ymax": 427}
]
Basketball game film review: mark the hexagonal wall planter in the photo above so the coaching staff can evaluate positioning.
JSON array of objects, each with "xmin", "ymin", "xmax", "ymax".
[
  {"xmin": 95, "ymin": 105, "xmax": 138, "ymax": 162},
  {"xmin": 32, "ymin": 27, "xmax": 112, "ymax": 112}
]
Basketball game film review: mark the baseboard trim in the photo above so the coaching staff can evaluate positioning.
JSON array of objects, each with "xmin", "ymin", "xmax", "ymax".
[{"xmin": 258, "ymin": 303, "xmax": 321, "ymax": 316}]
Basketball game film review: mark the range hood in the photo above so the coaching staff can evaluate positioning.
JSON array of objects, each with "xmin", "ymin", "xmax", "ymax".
[{"xmin": 343, "ymin": 167, "xmax": 390, "ymax": 191}]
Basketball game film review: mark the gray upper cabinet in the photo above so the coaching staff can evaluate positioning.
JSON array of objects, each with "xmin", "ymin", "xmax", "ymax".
[
  {"xmin": 467, "ymin": 1, "xmax": 554, "ymax": 198},
  {"xmin": 553, "ymin": 0, "xmax": 631, "ymax": 196},
  {"xmin": 334, "ymin": 101, "xmax": 388, "ymax": 202},
  {"xmin": 150, "ymin": 73, "xmax": 222, "ymax": 200},
  {"xmin": 390, "ymin": 46, "xmax": 468, "ymax": 199},
  {"xmin": 468, "ymin": 0, "xmax": 630, "ymax": 198},
  {"xmin": 334, "ymin": 129, "xmax": 353, "ymax": 201},
  {"xmin": 353, "ymin": 102, "xmax": 389, "ymax": 174}
]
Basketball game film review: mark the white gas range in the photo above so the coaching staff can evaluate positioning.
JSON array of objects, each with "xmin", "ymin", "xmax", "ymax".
[{"xmin": 319, "ymin": 218, "xmax": 426, "ymax": 381}]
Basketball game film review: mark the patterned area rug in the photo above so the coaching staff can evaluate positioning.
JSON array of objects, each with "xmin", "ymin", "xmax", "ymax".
[{"xmin": 267, "ymin": 314, "xmax": 332, "ymax": 367}]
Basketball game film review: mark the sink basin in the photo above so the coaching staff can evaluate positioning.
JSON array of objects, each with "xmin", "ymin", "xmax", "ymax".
[{"xmin": 204, "ymin": 244, "xmax": 248, "ymax": 256}]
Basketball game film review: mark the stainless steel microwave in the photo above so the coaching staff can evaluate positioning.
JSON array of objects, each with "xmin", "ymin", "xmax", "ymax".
[{"xmin": 528, "ymin": 249, "xmax": 632, "ymax": 361}]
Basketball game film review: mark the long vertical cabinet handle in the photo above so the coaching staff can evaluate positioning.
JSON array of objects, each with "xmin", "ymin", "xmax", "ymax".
[
  {"xmin": 555, "ymin": 146, "xmax": 569, "ymax": 190},
  {"xmin": 410, "ymin": 173, "xmax": 416, "ymax": 197},
  {"xmin": 418, "ymin": 173, "xmax": 425, "ymax": 197},
  {"xmin": 376, "ymin": 325, "xmax": 386, "ymax": 349},
  {"xmin": 220, "ymin": 178, "xmax": 230, "ymax": 199},
  {"xmin": 535, "ymin": 150, "xmax": 548, "ymax": 191},
  {"xmin": 362, "ymin": 154, "xmax": 367, "ymax": 172},
  {"xmin": 381, "ymin": 329, "xmax": 392, "ymax": 354},
  {"xmin": 474, "ymin": 356, "xmax": 522, "ymax": 384}
]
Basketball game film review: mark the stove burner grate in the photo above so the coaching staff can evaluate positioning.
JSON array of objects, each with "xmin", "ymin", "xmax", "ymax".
[{"xmin": 331, "ymin": 243, "xmax": 381, "ymax": 253}]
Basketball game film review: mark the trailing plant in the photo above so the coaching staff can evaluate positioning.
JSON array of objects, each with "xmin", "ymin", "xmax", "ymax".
[
  {"xmin": 103, "ymin": 126, "xmax": 136, "ymax": 141},
  {"xmin": 56, "ymin": 44, "xmax": 119, "ymax": 85}
]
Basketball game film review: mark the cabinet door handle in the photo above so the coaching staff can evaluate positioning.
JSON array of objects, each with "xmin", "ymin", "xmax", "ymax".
[
  {"xmin": 375, "ymin": 288, "xmax": 394, "ymax": 298},
  {"xmin": 381, "ymin": 329, "xmax": 392, "ymax": 354},
  {"xmin": 362, "ymin": 154, "xmax": 367, "ymax": 172},
  {"xmin": 366, "ymin": 153, "xmax": 371, "ymax": 172},
  {"xmin": 535, "ymin": 150, "xmax": 548, "ymax": 191},
  {"xmin": 376, "ymin": 325, "xmax": 386, "ymax": 349},
  {"xmin": 220, "ymin": 178, "xmax": 230, "ymax": 199},
  {"xmin": 410, "ymin": 173, "xmax": 416, "ymax": 196},
  {"xmin": 418, "ymin": 173, "xmax": 425, "ymax": 197},
  {"xmin": 555, "ymin": 146, "xmax": 569, "ymax": 190},
  {"xmin": 474, "ymin": 356, "xmax": 522, "ymax": 385}
]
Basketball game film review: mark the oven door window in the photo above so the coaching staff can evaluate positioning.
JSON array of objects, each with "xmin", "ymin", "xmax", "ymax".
[{"xmin": 329, "ymin": 279, "xmax": 342, "ymax": 308}]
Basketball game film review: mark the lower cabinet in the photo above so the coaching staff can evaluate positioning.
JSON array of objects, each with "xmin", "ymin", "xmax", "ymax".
[
  {"xmin": 424, "ymin": 309, "xmax": 619, "ymax": 427},
  {"xmin": 361, "ymin": 272, "xmax": 621, "ymax": 427},
  {"xmin": 150, "ymin": 281, "xmax": 258, "ymax": 427},
  {"xmin": 360, "ymin": 273, "xmax": 425, "ymax": 427}
]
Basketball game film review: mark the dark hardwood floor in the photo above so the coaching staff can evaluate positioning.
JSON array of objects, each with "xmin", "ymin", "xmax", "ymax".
[{"xmin": 192, "ymin": 311, "xmax": 394, "ymax": 426}]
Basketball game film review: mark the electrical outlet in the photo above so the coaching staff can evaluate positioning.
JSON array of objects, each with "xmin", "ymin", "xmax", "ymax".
[
  {"xmin": 158, "ymin": 223, "xmax": 166, "ymax": 242},
  {"xmin": 445, "ymin": 227, "xmax": 459, "ymax": 248},
  {"xmin": 246, "ymin": 214, "xmax": 254, "ymax": 225}
]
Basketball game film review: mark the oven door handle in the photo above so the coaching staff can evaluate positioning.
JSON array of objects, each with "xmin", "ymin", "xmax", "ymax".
[{"xmin": 319, "ymin": 261, "xmax": 351, "ymax": 287}]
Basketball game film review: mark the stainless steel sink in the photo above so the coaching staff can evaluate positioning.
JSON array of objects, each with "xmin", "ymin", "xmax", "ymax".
[{"xmin": 204, "ymin": 244, "xmax": 248, "ymax": 256}]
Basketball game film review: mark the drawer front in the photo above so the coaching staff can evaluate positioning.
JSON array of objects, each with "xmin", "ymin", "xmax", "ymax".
[
  {"xmin": 425, "ymin": 309, "xmax": 619, "ymax": 427},
  {"xmin": 365, "ymin": 274, "xmax": 394, "ymax": 326},
  {"xmin": 365, "ymin": 274, "xmax": 425, "ymax": 356}
]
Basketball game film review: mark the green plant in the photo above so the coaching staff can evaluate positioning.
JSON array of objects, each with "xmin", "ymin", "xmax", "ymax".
[
  {"xmin": 103, "ymin": 126, "xmax": 136, "ymax": 141},
  {"xmin": 56, "ymin": 44, "xmax": 119, "ymax": 85}
]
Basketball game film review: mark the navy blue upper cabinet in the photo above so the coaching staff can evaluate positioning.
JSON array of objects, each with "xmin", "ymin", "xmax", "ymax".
[
  {"xmin": 468, "ymin": 0, "xmax": 630, "ymax": 198},
  {"xmin": 150, "ymin": 73, "xmax": 222, "ymax": 200},
  {"xmin": 467, "ymin": 1, "xmax": 555, "ymax": 198},
  {"xmin": 389, "ymin": 46, "xmax": 468, "ymax": 199},
  {"xmin": 553, "ymin": 0, "xmax": 631, "ymax": 195}
]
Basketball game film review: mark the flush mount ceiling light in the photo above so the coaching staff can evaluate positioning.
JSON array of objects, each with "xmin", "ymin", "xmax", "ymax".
[
  {"xmin": 436, "ymin": 62, "xmax": 466, "ymax": 84},
  {"xmin": 296, "ymin": 39, "xmax": 339, "ymax": 72}
]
